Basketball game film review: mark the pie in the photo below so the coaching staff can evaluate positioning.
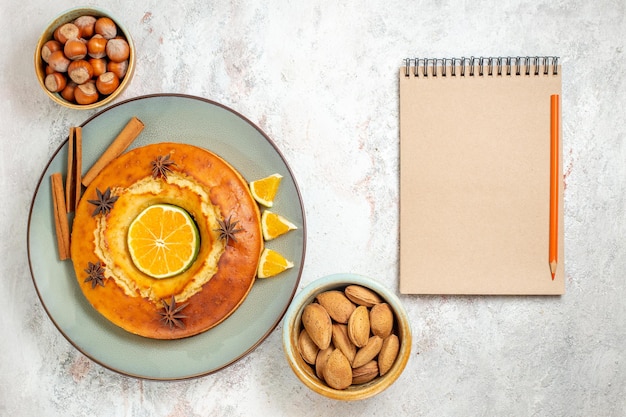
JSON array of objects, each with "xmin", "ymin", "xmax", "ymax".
[{"xmin": 70, "ymin": 142, "xmax": 263, "ymax": 339}]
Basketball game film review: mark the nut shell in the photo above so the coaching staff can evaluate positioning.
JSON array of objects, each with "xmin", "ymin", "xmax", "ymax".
[
  {"xmin": 331, "ymin": 323, "xmax": 356, "ymax": 365},
  {"xmin": 106, "ymin": 37, "xmax": 130, "ymax": 62},
  {"xmin": 73, "ymin": 15, "xmax": 96, "ymax": 38},
  {"xmin": 96, "ymin": 72, "xmax": 120, "ymax": 95},
  {"xmin": 107, "ymin": 59, "xmax": 128, "ymax": 79},
  {"xmin": 352, "ymin": 360, "xmax": 379, "ymax": 385},
  {"xmin": 53, "ymin": 23, "xmax": 79, "ymax": 44},
  {"xmin": 47, "ymin": 50, "xmax": 70, "ymax": 73},
  {"xmin": 87, "ymin": 35, "xmax": 107, "ymax": 59},
  {"xmin": 378, "ymin": 334, "xmax": 400, "ymax": 376},
  {"xmin": 41, "ymin": 40, "xmax": 62, "ymax": 63},
  {"xmin": 323, "ymin": 349, "xmax": 352, "ymax": 390},
  {"xmin": 89, "ymin": 58, "xmax": 107, "ymax": 78},
  {"xmin": 352, "ymin": 335, "xmax": 383, "ymax": 369},
  {"xmin": 316, "ymin": 290, "xmax": 356, "ymax": 324},
  {"xmin": 44, "ymin": 72, "xmax": 67, "ymax": 93},
  {"xmin": 68, "ymin": 60, "xmax": 94, "ymax": 84},
  {"xmin": 74, "ymin": 81, "xmax": 99, "ymax": 105},
  {"xmin": 315, "ymin": 345, "xmax": 334, "ymax": 381},
  {"xmin": 301, "ymin": 303, "xmax": 332, "ymax": 350},
  {"xmin": 370, "ymin": 303, "xmax": 394, "ymax": 338},
  {"xmin": 95, "ymin": 16, "xmax": 117, "ymax": 39},
  {"xmin": 64, "ymin": 38, "xmax": 88, "ymax": 60},
  {"xmin": 345, "ymin": 285, "xmax": 383, "ymax": 307},
  {"xmin": 60, "ymin": 81, "xmax": 77, "ymax": 102},
  {"xmin": 297, "ymin": 329, "xmax": 320, "ymax": 365},
  {"xmin": 347, "ymin": 305, "xmax": 370, "ymax": 348}
]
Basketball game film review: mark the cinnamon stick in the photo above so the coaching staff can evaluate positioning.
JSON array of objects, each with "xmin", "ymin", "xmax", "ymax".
[
  {"xmin": 82, "ymin": 116, "xmax": 144, "ymax": 187},
  {"xmin": 73, "ymin": 127, "xmax": 83, "ymax": 211},
  {"xmin": 65, "ymin": 127, "xmax": 78, "ymax": 212},
  {"xmin": 51, "ymin": 172, "xmax": 71, "ymax": 260}
]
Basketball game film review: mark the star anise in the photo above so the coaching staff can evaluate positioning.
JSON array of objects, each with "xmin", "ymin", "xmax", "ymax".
[
  {"xmin": 151, "ymin": 154, "xmax": 176, "ymax": 179},
  {"xmin": 214, "ymin": 215, "xmax": 244, "ymax": 246},
  {"xmin": 87, "ymin": 187, "xmax": 119, "ymax": 217},
  {"xmin": 158, "ymin": 296, "xmax": 189, "ymax": 330},
  {"xmin": 84, "ymin": 261, "xmax": 106, "ymax": 289}
]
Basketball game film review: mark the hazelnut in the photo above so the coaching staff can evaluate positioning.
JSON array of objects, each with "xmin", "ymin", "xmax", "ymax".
[
  {"xmin": 64, "ymin": 39, "xmax": 88, "ymax": 60},
  {"xmin": 44, "ymin": 65, "xmax": 56, "ymax": 76},
  {"xmin": 87, "ymin": 34, "xmax": 107, "ymax": 59},
  {"xmin": 44, "ymin": 72, "xmax": 67, "ymax": 93},
  {"xmin": 68, "ymin": 60, "xmax": 94, "ymax": 84},
  {"xmin": 41, "ymin": 40, "xmax": 62, "ymax": 63},
  {"xmin": 89, "ymin": 58, "xmax": 107, "ymax": 77},
  {"xmin": 73, "ymin": 15, "xmax": 96, "ymax": 38},
  {"xmin": 94, "ymin": 17, "xmax": 117, "ymax": 39},
  {"xmin": 53, "ymin": 23, "xmax": 79, "ymax": 44},
  {"xmin": 106, "ymin": 37, "xmax": 130, "ymax": 62},
  {"xmin": 47, "ymin": 50, "xmax": 70, "ymax": 72},
  {"xmin": 107, "ymin": 59, "xmax": 128, "ymax": 79},
  {"xmin": 61, "ymin": 81, "xmax": 78, "ymax": 102},
  {"xmin": 96, "ymin": 72, "xmax": 120, "ymax": 95},
  {"xmin": 74, "ymin": 81, "xmax": 99, "ymax": 105}
]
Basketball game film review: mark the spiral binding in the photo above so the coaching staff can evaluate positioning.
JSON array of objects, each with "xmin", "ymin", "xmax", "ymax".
[{"xmin": 404, "ymin": 56, "xmax": 559, "ymax": 78}]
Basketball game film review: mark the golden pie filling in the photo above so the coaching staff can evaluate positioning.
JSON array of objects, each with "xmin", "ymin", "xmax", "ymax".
[
  {"xmin": 71, "ymin": 143, "xmax": 263, "ymax": 339},
  {"xmin": 94, "ymin": 173, "xmax": 226, "ymax": 303}
]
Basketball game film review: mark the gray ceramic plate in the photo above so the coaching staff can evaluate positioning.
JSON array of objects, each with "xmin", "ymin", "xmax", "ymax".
[{"xmin": 27, "ymin": 94, "xmax": 306, "ymax": 380}]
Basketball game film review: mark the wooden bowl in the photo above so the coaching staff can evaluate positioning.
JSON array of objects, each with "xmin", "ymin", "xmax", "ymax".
[
  {"xmin": 282, "ymin": 273, "xmax": 412, "ymax": 401},
  {"xmin": 34, "ymin": 6, "xmax": 135, "ymax": 110}
]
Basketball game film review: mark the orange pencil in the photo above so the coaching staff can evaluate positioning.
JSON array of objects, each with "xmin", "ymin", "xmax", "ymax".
[{"xmin": 549, "ymin": 94, "xmax": 560, "ymax": 280}]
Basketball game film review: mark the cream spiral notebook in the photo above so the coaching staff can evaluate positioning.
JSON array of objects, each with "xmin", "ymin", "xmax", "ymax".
[{"xmin": 399, "ymin": 56, "xmax": 564, "ymax": 295}]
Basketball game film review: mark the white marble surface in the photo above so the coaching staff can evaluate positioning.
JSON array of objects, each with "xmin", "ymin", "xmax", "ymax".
[{"xmin": 2, "ymin": 0, "xmax": 625, "ymax": 415}]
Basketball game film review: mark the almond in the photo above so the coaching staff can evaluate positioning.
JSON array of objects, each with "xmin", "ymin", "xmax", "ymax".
[
  {"xmin": 378, "ymin": 334, "xmax": 400, "ymax": 376},
  {"xmin": 316, "ymin": 290, "xmax": 356, "ymax": 324},
  {"xmin": 331, "ymin": 323, "xmax": 356, "ymax": 365},
  {"xmin": 323, "ymin": 349, "xmax": 352, "ymax": 390},
  {"xmin": 370, "ymin": 303, "xmax": 394, "ymax": 338},
  {"xmin": 297, "ymin": 328, "xmax": 320, "ymax": 365},
  {"xmin": 315, "ymin": 345, "xmax": 334, "ymax": 381},
  {"xmin": 347, "ymin": 305, "xmax": 370, "ymax": 348},
  {"xmin": 344, "ymin": 285, "xmax": 382, "ymax": 307},
  {"xmin": 301, "ymin": 303, "xmax": 332, "ymax": 350},
  {"xmin": 352, "ymin": 360, "xmax": 379, "ymax": 385},
  {"xmin": 352, "ymin": 335, "xmax": 383, "ymax": 369}
]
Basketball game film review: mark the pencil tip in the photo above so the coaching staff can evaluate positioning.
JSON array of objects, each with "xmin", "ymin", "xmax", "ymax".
[{"xmin": 550, "ymin": 261, "xmax": 557, "ymax": 280}]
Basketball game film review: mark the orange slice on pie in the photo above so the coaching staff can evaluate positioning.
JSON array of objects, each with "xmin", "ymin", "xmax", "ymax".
[{"xmin": 127, "ymin": 204, "xmax": 200, "ymax": 279}]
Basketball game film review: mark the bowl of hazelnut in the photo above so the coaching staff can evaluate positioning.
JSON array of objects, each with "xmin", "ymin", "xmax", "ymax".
[
  {"xmin": 282, "ymin": 273, "xmax": 412, "ymax": 401},
  {"xmin": 34, "ymin": 7, "xmax": 135, "ymax": 109}
]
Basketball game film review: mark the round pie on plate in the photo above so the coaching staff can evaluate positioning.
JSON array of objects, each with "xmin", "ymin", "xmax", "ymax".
[{"xmin": 70, "ymin": 142, "xmax": 263, "ymax": 339}]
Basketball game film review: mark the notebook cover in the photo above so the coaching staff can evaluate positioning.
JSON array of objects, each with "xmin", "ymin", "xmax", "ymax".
[{"xmin": 399, "ymin": 62, "xmax": 564, "ymax": 295}]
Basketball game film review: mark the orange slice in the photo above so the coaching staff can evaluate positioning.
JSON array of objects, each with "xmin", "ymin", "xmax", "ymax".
[
  {"xmin": 257, "ymin": 248, "xmax": 294, "ymax": 278},
  {"xmin": 261, "ymin": 210, "xmax": 297, "ymax": 241},
  {"xmin": 127, "ymin": 204, "xmax": 200, "ymax": 279},
  {"xmin": 250, "ymin": 173, "xmax": 282, "ymax": 207}
]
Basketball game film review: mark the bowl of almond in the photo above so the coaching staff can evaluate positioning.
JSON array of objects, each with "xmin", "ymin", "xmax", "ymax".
[
  {"xmin": 282, "ymin": 273, "xmax": 412, "ymax": 400},
  {"xmin": 34, "ymin": 6, "xmax": 135, "ymax": 109}
]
